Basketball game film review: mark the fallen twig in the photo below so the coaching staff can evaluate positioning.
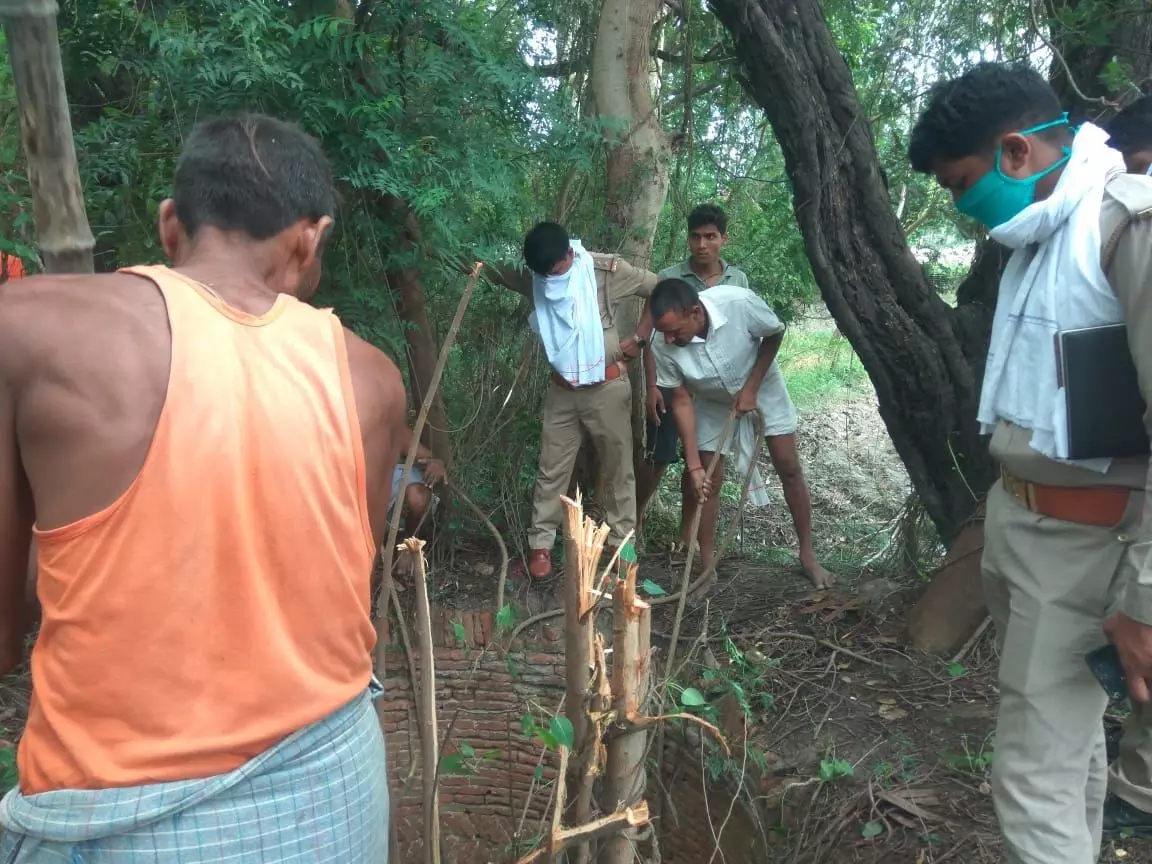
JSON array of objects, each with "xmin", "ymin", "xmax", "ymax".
[
  {"xmin": 761, "ymin": 630, "xmax": 887, "ymax": 669},
  {"xmin": 949, "ymin": 616, "xmax": 992, "ymax": 667}
]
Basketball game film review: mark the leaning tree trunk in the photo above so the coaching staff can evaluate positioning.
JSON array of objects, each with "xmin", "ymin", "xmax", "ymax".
[
  {"xmin": 707, "ymin": 0, "xmax": 992, "ymax": 544},
  {"xmin": 1, "ymin": 0, "xmax": 94, "ymax": 273},
  {"xmin": 585, "ymin": 0, "xmax": 672, "ymax": 505}
]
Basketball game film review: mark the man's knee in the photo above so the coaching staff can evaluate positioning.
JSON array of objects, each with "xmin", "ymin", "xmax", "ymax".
[
  {"xmin": 768, "ymin": 439, "xmax": 803, "ymax": 482},
  {"xmin": 405, "ymin": 483, "xmax": 432, "ymax": 519}
]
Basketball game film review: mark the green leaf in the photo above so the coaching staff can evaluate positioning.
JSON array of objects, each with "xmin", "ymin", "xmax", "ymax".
[
  {"xmin": 451, "ymin": 619, "xmax": 467, "ymax": 644},
  {"xmin": 861, "ymin": 820, "xmax": 884, "ymax": 839},
  {"xmin": 496, "ymin": 603, "xmax": 517, "ymax": 632},
  {"xmin": 440, "ymin": 754, "xmax": 467, "ymax": 775},
  {"xmin": 819, "ymin": 758, "xmax": 854, "ymax": 782},
  {"xmin": 680, "ymin": 687, "xmax": 707, "ymax": 707},
  {"xmin": 507, "ymin": 656, "xmax": 520, "ymax": 679},
  {"xmin": 535, "ymin": 729, "xmax": 559, "ymax": 750},
  {"xmin": 534, "ymin": 763, "xmax": 544, "ymax": 781},
  {"xmin": 641, "ymin": 579, "xmax": 667, "ymax": 597},
  {"xmin": 550, "ymin": 716, "xmax": 575, "ymax": 750},
  {"xmin": 619, "ymin": 541, "xmax": 637, "ymax": 564},
  {"xmin": 459, "ymin": 741, "xmax": 476, "ymax": 759},
  {"xmin": 519, "ymin": 713, "xmax": 535, "ymax": 738},
  {"xmin": 946, "ymin": 662, "xmax": 966, "ymax": 678}
]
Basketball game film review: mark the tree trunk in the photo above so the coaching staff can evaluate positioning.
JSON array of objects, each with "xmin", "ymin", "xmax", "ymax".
[
  {"xmin": 381, "ymin": 197, "xmax": 454, "ymax": 469},
  {"xmin": 1, "ymin": 0, "xmax": 94, "ymax": 274},
  {"xmin": 708, "ymin": 0, "xmax": 993, "ymax": 544},
  {"xmin": 586, "ymin": 0, "xmax": 672, "ymax": 509}
]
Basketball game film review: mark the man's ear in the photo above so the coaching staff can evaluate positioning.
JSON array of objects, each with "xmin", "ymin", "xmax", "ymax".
[
  {"xmin": 157, "ymin": 199, "xmax": 183, "ymax": 261},
  {"xmin": 1000, "ymin": 133, "xmax": 1033, "ymax": 175},
  {"xmin": 296, "ymin": 216, "xmax": 334, "ymax": 272}
]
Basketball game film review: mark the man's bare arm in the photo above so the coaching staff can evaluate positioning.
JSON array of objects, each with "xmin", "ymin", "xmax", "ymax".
[
  {"xmin": 0, "ymin": 327, "xmax": 35, "ymax": 675},
  {"xmin": 343, "ymin": 328, "xmax": 409, "ymax": 549},
  {"xmin": 670, "ymin": 386, "xmax": 700, "ymax": 468},
  {"xmin": 743, "ymin": 333, "xmax": 784, "ymax": 394}
]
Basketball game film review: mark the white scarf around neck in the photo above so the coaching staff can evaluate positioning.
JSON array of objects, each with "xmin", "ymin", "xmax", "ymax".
[
  {"xmin": 530, "ymin": 239, "xmax": 606, "ymax": 386},
  {"xmin": 979, "ymin": 122, "xmax": 1126, "ymax": 471}
]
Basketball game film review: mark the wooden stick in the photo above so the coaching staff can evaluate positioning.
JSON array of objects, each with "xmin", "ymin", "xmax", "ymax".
[
  {"xmin": 403, "ymin": 538, "xmax": 441, "ymax": 864},
  {"xmin": 0, "ymin": 0, "xmax": 94, "ymax": 273},
  {"xmin": 375, "ymin": 262, "xmax": 482, "ymax": 690},
  {"xmin": 447, "ymin": 479, "xmax": 510, "ymax": 615},
  {"xmin": 949, "ymin": 616, "xmax": 992, "ymax": 666},
  {"xmin": 550, "ymin": 744, "xmax": 570, "ymax": 856}
]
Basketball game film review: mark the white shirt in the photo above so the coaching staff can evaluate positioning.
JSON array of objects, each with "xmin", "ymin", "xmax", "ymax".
[{"xmin": 654, "ymin": 285, "xmax": 796, "ymax": 506}]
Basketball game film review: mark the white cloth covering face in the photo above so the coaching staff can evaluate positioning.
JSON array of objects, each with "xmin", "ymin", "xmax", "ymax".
[
  {"xmin": 979, "ymin": 122, "xmax": 1127, "ymax": 471},
  {"xmin": 529, "ymin": 239, "xmax": 606, "ymax": 386},
  {"xmin": 654, "ymin": 286, "xmax": 796, "ymax": 507}
]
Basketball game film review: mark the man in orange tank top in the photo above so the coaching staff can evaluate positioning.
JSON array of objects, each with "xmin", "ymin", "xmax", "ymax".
[{"xmin": 0, "ymin": 114, "xmax": 406, "ymax": 861}]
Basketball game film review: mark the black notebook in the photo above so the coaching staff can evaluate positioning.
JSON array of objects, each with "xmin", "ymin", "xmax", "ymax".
[{"xmin": 1056, "ymin": 324, "xmax": 1149, "ymax": 460}]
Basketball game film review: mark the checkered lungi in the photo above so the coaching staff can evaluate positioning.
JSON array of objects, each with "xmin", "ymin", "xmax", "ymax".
[{"xmin": 0, "ymin": 684, "xmax": 388, "ymax": 863}]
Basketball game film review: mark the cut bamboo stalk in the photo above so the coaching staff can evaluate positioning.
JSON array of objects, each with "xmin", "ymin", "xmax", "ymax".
[
  {"xmin": 600, "ymin": 563, "xmax": 652, "ymax": 863},
  {"xmin": 560, "ymin": 492, "xmax": 608, "ymax": 864},
  {"xmin": 403, "ymin": 537, "xmax": 441, "ymax": 864},
  {"xmin": 0, "ymin": 0, "xmax": 94, "ymax": 273}
]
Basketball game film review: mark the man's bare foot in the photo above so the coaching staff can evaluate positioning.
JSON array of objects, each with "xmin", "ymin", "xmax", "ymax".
[{"xmin": 800, "ymin": 552, "xmax": 835, "ymax": 588}]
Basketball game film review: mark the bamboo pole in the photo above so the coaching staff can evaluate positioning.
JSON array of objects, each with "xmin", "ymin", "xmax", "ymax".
[
  {"xmin": 600, "ymin": 563, "xmax": 652, "ymax": 864},
  {"xmin": 375, "ymin": 262, "xmax": 482, "ymax": 693},
  {"xmin": 560, "ymin": 493, "xmax": 608, "ymax": 864},
  {"xmin": 0, "ymin": 0, "xmax": 94, "ymax": 273},
  {"xmin": 402, "ymin": 538, "xmax": 441, "ymax": 864}
]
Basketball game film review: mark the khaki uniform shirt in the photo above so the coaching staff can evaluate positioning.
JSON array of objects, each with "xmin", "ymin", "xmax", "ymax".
[
  {"xmin": 589, "ymin": 252, "xmax": 658, "ymax": 364},
  {"xmin": 990, "ymin": 173, "xmax": 1152, "ymax": 617},
  {"xmin": 657, "ymin": 258, "xmax": 750, "ymax": 291}
]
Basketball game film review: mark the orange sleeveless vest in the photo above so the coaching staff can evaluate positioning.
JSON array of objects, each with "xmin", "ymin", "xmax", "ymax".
[{"xmin": 19, "ymin": 265, "xmax": 377, "ymax": 793}]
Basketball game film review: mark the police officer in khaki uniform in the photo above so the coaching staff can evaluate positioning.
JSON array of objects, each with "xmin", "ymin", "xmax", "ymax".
[
  {"xmin": 910, "ymin": 64, "xmax": 1152, "ymax": 863},
  {"xmin": 522, "ymin": 222, "xmax": 657, "ymax": 579}
]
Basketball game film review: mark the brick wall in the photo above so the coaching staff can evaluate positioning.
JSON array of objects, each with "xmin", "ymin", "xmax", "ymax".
[
  {"xmin": 379, "ymin": 605, "xmax": 767, "ymax": 863},
  {"xmin": 379, "ymin": 605, "xmax": 568, "ymax": 863}
]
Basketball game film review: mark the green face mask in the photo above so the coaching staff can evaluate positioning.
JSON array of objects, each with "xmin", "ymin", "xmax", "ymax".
[{"xmin": 955, "ymin": 114, "xmax": 1072, "ymax": 229}]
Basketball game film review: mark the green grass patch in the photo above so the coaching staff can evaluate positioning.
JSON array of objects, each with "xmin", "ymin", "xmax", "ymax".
[{"xmin": 778, "ymin": 329, "xmax": 869, "ymax": 409}]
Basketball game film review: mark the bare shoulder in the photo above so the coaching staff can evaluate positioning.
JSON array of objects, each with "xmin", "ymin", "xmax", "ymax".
[
  {"xmin": 341, "ymin": 327, "xmax": 406, "ymax": 428},
  {"xmin": 0, "ymin": 273, "xmax": 162, "ymax": 380}
]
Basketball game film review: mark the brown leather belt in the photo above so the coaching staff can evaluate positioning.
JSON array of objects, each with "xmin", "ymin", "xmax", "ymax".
[
  {"xmin": 1000, "ymin": 466, "xmax": 1131, "ymax": 528},
  {"xmin": 551, "ymin": 360, "xmax": 625, "ymax": 391}
]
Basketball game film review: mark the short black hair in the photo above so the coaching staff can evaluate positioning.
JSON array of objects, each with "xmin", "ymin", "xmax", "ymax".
[
  {"xmin": 173, "ymin": 113, "xmax": 336, "ymax": 241},
  {"xmin": 523, "ymin": 221, "xmax": 570, "ymax": 275},
  {"xmin": 908, "ymin": 63, "xmax": 1066, "ymax": 173},
  {"xmin": 1107, "ymin": 95, "xmax": 1152, "ymax": 154},
  {"xmin": 687, "ymin": 203, "xmax": 728, "ymax": 235},
  {"xmin": 651, "ymin": 278, "xmax": 701, "ymax": 319}
]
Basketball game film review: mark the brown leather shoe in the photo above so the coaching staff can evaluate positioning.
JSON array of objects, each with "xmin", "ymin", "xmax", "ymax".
[{"xmin": 528, "ymin": 549, "xmax": 553, "ymax": 579}]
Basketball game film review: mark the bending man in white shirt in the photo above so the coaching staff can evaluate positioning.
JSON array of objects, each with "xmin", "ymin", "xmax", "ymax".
[{"xmin": 650, "ymin": 278, "xmax": 833, "ymax": 588}]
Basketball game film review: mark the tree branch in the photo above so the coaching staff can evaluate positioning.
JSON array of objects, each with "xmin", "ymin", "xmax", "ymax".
[{"xmin": 515, "ymin": 803, "xmax": 651, "ymax": 864}]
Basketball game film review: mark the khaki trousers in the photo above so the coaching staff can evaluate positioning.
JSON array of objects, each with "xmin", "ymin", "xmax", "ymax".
[
  {"xmin": 529, "ymin": 376, "xmax": 636, "ymax": 550},
  {"xmin": 983, "ymin": 480, "xmax": 1152, "ymax": 864}
]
